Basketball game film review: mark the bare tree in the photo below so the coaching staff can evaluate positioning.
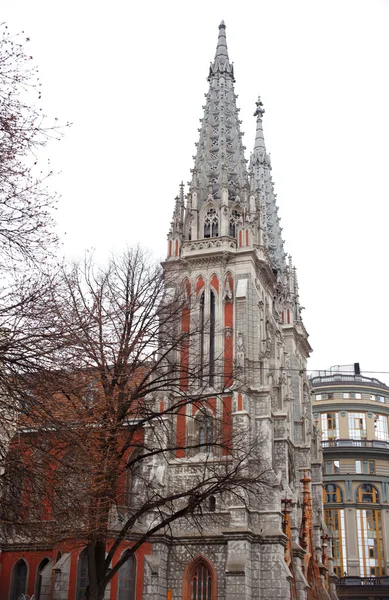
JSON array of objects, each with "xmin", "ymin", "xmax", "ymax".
[
  {"xmin": 0, "ymin": 23, "xmax": 66, "ymax": 267},
  {"xmin": 2, "ymin": 248, "xmax": 272, "ymax": 600}
]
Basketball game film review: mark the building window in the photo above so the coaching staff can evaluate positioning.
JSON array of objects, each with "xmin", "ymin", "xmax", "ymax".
[
  {"xmin": 323, "ymin": 484, "xmax": 343, "ymax": 503},
  {"xmin": 357, "ymin": 484, "xmax": 379, "ymax": 503},
  {"xmin": 324, "ymin": 509, "xmax": 347, "ymax": 577},
  {"xmin": 209, "ymin": 496, "xmax": 216, "ymax": 512},
  {"xmin": 10, "ymin": 559, "xmax": 28, "ymax": 600},
  {"xmin": 321, "ymin": 412, "xmax": 339, "ymax": 440},
  {"xmin": 229, "ymin": 209, "xmax": 241, "ymax": 238},
  {"xmin": 34, "ymin": 557, "xmax": 50, "ymax": 600},
  {"xmin": 357, "ymin": 509, "xmax": 384, "ymax": 576},
  {"xmin": 348, "ymin": 412, "xmax": 366, "ymax": 439},
  {"xmin": 117, "ymin": 553, "xmax": 135, "ymax": 600},
  {"xmin": 195, "ymin": 411, "xmax": 214, "ymax": 454},
  {"xmin": 375, "ymin": 414, "xmax": 389, "ymax": 441},
  {"xmin": 315, "ymin": 393, "xmax": 334, "ymax": 400},
  {"xmin": 204, "ymin": 209, "xmax": 219, "ymax": 238},
  {"xmin": 199, "ymin": 289, "xmax": 216, "ymax": 386},
  {"xmin": 323, "ymin": 460, "xmax": 340, "ymax": 475},
  {"xmin": 188, "ymin": 560, "xmax": 213, "ymax": 600},
  {"xmin": 209, "ymin": 291, "xmax": 215, "ymax": 385},
  {"xmin": 343, "ymin": 392, "xmax": 362, "ymax": 399},
  {"xmin": 126, "ymin": 450, "xmax": 143, "ymax": 508},
  {"xmin": 76, "ymin": 548, "xmax": 89, "ymax": 600},
  {"xmin": 370, "ymin": 394, "xmax": 385, "ymax": 403},
  {"xmin": 356, "ymin": 460, "xmax": 375, "ymax": 475},
  {"xmin": 199, "ymin": 292, "xmax": 205, "ymax": 375}
]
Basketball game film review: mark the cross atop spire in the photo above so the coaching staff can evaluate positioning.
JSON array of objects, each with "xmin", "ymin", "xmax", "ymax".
[{"xmin": 250, "ymin": 96, "xmax": 286, "ymax": 273}]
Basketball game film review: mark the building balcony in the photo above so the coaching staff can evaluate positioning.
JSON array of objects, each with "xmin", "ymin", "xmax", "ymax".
[
  {"xmin": 322, "ymin": 439, "xmax": 389, "ymax": 449},
  {"xmin": 322, "ymin": 438, "xmax": 389, "ymax": 458},
  {"xmin": 336, "ymin": 576, "xmax": 389, "ymax": 599}
]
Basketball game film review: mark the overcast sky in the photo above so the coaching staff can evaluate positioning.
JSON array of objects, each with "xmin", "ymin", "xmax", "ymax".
[{"xmin": 3, "ymin": 0, "xmax": 389, "ymax": 382}]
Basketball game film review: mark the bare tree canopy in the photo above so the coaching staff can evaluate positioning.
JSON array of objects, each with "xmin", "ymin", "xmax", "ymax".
[
  {"xmin": 0, "ymin": 23, "xmax": 68, "ymax": 267},
  {"xmin": 1, "ymin": 248, "xmax": 273, "ymax": 600}
]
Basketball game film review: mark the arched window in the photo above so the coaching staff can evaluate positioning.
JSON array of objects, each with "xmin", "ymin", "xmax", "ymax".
[
  {"xmin": 323, "ymin": 484, "xmax": 343, "ymax": 503},
  {"xmin": 76, "ymin": 548, "xmax": 89, "ymax": 600},
  {"xmin": 357, "ymin": 484, "xmax": 379, "ymax": 503},
  {"xmin": 209, "ymin": 290, "xmax": 215, "ymax": 385},
  {"xmin": 10, "ymin": 559, "xmax": 28, "ymax": 600},
  {"xmin": 34, "ymin": 557, "xmax": 50, "ymax": 600},
  {"xmin": 183, "ymin": 558, "xmax": 216, "ymax": 600},
  {"xmin": 117, "ymin": 553, "xmax": 136, "ymax": 600},
  {"xmin": 229, "ymin": 210, "xmax": 241, "ymax": 238},
  {"xmin": 195, "ymin": 411, "xmax": 214, "ymax": 454},
  {"xmin": 199, "ymin": 292, "xmax": 205, "ymax": 376},
  {"xmin": 126, "ymin": 450, "xmax": 143, "ymax": 508},
  {"xmin": 204, "ymin": 209, "xmax": 219, "ymax": 239}
]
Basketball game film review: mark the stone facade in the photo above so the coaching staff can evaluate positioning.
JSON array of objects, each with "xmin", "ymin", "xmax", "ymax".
[{"xmin": 158, "ymin": 20, "xmax": 336, "ymax": 600}]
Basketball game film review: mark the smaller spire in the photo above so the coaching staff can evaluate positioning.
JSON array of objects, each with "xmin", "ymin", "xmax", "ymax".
[
  {"xmin": 254, "ymin": 96, "xmax": 266, "ymax": 152},
  {"xmin": 215, "ymin": 20, "xmax": 228, "ymax": 60}
]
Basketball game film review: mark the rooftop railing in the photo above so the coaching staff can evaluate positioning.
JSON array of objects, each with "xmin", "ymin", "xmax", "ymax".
[
  {"xmin": 337, "ymin": 576, "xmax": 389, "ymax": 586},
  {"xmin": 322, "ymin": 439, "xmax": 389, "ymax": 450}
]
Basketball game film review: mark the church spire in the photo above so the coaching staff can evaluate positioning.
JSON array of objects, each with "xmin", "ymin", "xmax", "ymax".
[
  {"xmin": 190, "ymin": 21, "xmax": 249, "ymax": 206},
  {"xmin": 250, "ymin": 96, "xmax": 286, "ymax": 274}
]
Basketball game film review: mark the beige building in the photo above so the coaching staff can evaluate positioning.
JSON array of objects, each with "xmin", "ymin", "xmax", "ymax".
[{"xmin": 311, "ymin": 365, "xmax": 389, "ymax": 598}]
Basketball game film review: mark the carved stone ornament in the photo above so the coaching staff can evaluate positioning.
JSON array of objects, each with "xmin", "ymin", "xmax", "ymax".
[{"xmin": 223, "ymin": 277, "xmax": 233, "ymax": 302}]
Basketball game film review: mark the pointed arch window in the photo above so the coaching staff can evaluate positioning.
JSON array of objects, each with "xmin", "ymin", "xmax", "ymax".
[
  {"xmin": 10, "ymin": 559, "xmax": 28, "ymax": 600},
  {"xmin": 195, "ymin": 411, "xmax": 214, "ymax": 454},
  {"xmin": 229, "ymin": 210, "xmax": 241, "ymax": 238},
  {"xmin": 117, "ymin": 553, "xmax": 136, "ymax": 600},
  {"xmin": 204, "ymin": 209, "xmax": 219, "ymax": 238},
  {"xmin": 34, "ymin": 557, "xmax": 50, "ymax": 600},
  {"xmin": 199, "ymin": 292, "xmax": 205, "ymax": 376},
  {"xmin": 183, "ymin": 558, "xmax": 216, "ymax": 600},
  {"xmin": 76, "ymin": 548, "xmax": 89, "ymax": 600},
  {"xmin": 126, "ymin": 450, "xmax": 143, "ymax": 508},
  {"xmin": 209, "ymin": 290, "xmax": 215, "ymax": 385}
]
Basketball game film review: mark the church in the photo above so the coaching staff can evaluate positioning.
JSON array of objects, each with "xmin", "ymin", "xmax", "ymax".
[{"xmin": 1, "ymin": 21, "xmax": 335, "ymax": 600}]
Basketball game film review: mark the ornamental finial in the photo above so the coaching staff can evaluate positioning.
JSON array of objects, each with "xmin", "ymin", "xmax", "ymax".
[{"xmin": 254, "ymin": 96, "xmax": 265, "ymax": 118}]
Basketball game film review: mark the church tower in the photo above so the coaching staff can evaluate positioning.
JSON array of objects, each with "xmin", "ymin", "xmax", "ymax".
[{"xmin": 150, "ymin": 22, "xmax": 336, "ymax": 600}]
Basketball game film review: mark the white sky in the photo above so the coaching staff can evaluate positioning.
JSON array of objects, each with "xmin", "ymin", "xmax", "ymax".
[{"xmin": 3, "ymin": 0, "xmax": 389, "ymax": 382}]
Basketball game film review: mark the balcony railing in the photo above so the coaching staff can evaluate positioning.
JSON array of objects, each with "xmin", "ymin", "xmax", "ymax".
[
  {"xmin": 337, "ymin": 576, "xmax": 389, "ymax": 586},
  {"xmin": 310, "ymin": 373, "xmax": 389, "ymax": 389},
  {"xmin": 322, "ymin": 439, "xmax": 389, "ymax": 450}
]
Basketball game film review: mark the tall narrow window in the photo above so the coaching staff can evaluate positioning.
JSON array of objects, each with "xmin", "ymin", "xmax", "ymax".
[
  {"xmin": 117, "ymin": 554, "xmax": 136, "ymax": 600},
  {"xmin": 34, "ymin": 557, "xmax": 50, "ymax": 600},
  {"xmin": 204, "ymin": 209, "xmax": 219, "ymax": 238},
  {"xmin": 196, "ymin": 411, "xmax": 214, "ymax": 454},
  {"xmin": 229, "ymin": 210, "xmax": 241, "ymax": 238},
  {"xmin": 357, "ymin": 509, "xmax": 384, "ymax": 576},
  {"xmin": 209, "ymin": 291, "xmax": 215, "ymax": 385},
  {"xmin": 199, "ymin": 292, "xmax": 205, "ymax": 377},
  {"xmin": 321, "ymin": 412, "xmax": 339, "ymax": 440},
  {"xmin": 348, "ymin": 412, "xmax": 366, "ymax": 440},
  {"xmin": 324, "ymin": 509, "xmax": 347, "ymax": 577},
  {"xmin": 375, "ymin": 414, "xmax": 389, "ymax": 441},
  {"xmin": 190, "ymin": 560, "xmax": 213, "ymax": 600},
  {"xmin": 10, "ymin": 559, "xmax": 28, "ymax": 600},
  {"xmin": 76, "ymin": 548, "xmax": 89, "ymax": 600},
  {"xmin": 126, "ymin": 450, "xmax": 143, "ymax": 508}
]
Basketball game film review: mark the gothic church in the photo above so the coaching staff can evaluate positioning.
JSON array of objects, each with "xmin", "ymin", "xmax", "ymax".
[{"xmin": 158, "ymin": 20, "xmax": 334, "ymax": 600}]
